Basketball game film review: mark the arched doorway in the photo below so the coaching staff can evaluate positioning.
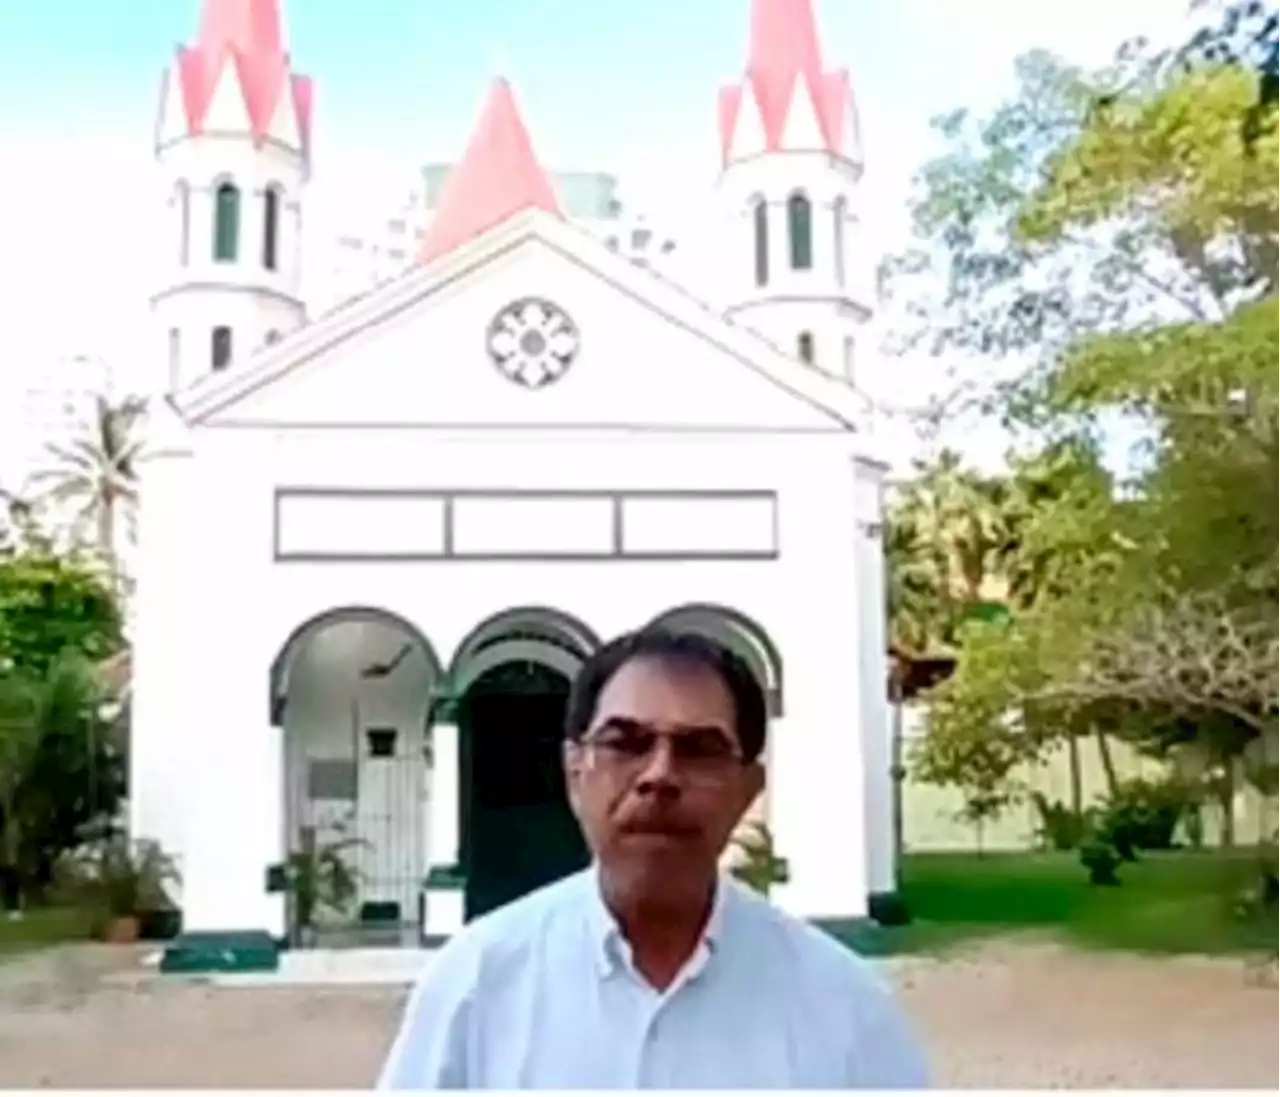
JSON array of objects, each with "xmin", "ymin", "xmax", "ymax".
[
  {"xmin": 448, "ymin": 608, "xmax": 598, "ymax": 920},
  {"xmin": 271, "ymin": 607, "xmax": 442, "ymax": 946},
  {"xmin": 646, "ymin": 603, "xmax": 784, "ymax": 716}
]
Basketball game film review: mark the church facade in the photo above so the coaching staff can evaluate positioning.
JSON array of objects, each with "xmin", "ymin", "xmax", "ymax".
[{"xmin": 132, "ymin": 0, "xmax": 897, "ymax": 963}]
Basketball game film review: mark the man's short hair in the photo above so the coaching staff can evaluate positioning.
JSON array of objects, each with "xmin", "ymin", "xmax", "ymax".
[{"xmin": 564, "ymin": 627, "xmax": 768, "ymax": 763}]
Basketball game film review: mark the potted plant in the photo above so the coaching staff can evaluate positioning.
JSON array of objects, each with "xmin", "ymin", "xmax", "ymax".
[
  {"xmin": 84, "ymin": 834, "xmax": 179, "ymax": 943},
  {"xmin": 729, "ymin": 821, "xmax": 790, "ymax": 897},
  {"xmin": 283, "ymin": 828, "xmax": 365, "ymax": 947}
]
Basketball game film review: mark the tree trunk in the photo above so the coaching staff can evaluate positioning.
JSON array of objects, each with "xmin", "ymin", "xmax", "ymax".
[
  {"xmin": 97, "ymin": 494, "xmax": 118, "ymax": 593},
  {"xmin": 0, "ymin": 786, "xmax": 21, "ymax": 914},
  {"xmin": 1218, "ymin": 763, "xmax": 1237, "ymax": 849},
  {"xmin": 889, "ymin": 683, "xmax": 906, "ymax": 889},
  {"xmin": 1067, "ymin": 729, "xmax": 1084, "ymax": 817},
  {"xmin": 1093, "ymin": 727, "xmax": 1120, "ymax": 799}
]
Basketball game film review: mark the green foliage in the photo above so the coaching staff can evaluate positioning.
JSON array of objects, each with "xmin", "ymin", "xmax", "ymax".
[
  {"xmin": 285, "ymin": 830, "xmax": 366, "ymax": 934},
  {"xmin": 1080, "ymin": 836, "xmax": 1123, "ymax": 886},
  {"xmin": 0, "ymin": 551, "xmax": 124, "ymax": 677},
  {"xmin": 1100, "ymin": 776, "xmax": 1196, "ymax": 853},
  {"xmin": 729, "ymin": 821, "xmax": 790, "ymax": 896},
  {"xmin": 891, "ymin": 26, "xmax": 1278, "ymax": 814},
  {"xmin": 1032, "ymin": 793, "xmax": 1089, "ymax": 851},
  {"xmin": 0, "ymin": 653, "xmax": 123, "ymax": 908},
  {"xmin": 63, "ymin": 833, "xmax": 179, "ymax": 919}
]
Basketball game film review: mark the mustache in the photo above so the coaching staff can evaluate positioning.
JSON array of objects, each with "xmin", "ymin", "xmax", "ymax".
[{"xmin": 618, "ymin": 814, "xmax": 700, "ymax": 836}]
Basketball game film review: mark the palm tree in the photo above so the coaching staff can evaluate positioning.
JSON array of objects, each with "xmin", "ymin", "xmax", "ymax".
[
  {"xmin": 1, "ymin": 487, "xmax": 33, "ymax": 554},
  {"xmin": 886, "ymin": 450, "xmax": 1014, "ymax": 656},
  {"xmin": 30, "ymin": 395, "xmax": 148, "ymax": 591}
]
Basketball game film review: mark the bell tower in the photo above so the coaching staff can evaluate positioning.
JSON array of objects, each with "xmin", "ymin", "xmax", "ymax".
[
  {"xmin": 716, "ymin": 0, "xmax": 870, "ymax": 386},
  {"xmin": 152, "ymin": 0, "xmax": 313, "ymax": 392}
]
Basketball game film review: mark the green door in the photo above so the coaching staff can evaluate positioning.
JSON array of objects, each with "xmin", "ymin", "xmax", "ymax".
[{"xmin": 458, "ymin": 662, "xmax": 590, "ymax": 921}]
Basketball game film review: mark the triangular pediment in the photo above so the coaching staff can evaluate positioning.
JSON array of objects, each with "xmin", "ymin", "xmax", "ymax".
[{"xmin": 179, "ymin": 211, "xmax": 863, "ymax": 433}]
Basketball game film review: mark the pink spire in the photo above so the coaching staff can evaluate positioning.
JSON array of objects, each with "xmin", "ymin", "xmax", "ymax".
[
  {"xmin": 199, "ymin": 0, "xmax": 283, "ymax": 57},
  {"xmin": 718, "ymin": 0, "xmax": 855, "ymax": 165},
  {"xmin": 174, "ymin": 0, "xmax": 312, "ymax": 148},
  {"xmin": 748, "ymin": 0, "xmax": 823, "ymax": 76},
  {"xmin": 418, "ymin": 79, "xmax": 562, "ymax": 265}
]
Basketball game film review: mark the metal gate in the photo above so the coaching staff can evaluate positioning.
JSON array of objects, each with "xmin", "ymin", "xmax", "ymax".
[{"xmin": 284, "ymin": 701, "xmax": 431, "ymax": 948}]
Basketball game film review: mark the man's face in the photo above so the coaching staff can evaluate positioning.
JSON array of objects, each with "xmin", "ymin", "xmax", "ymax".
[{"xmin": 563, "ymin": 655, "xmax": 764, "ymax": 895}]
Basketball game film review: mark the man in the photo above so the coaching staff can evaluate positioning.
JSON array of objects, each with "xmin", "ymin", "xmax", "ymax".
[{"xmin": 379, "ymin": 628, "xmax": 929, "ymax": 1089}]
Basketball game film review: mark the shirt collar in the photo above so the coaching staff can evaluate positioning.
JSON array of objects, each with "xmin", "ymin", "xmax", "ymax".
[{"xmin": 582, "ymin": 862, "xmax": 733, "ymax": 978}]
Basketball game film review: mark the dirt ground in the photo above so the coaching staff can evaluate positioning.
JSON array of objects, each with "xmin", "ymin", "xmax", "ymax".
[{"xmin": 0, "ymin": 939, "xmax": 1274, "ymax": 1089}]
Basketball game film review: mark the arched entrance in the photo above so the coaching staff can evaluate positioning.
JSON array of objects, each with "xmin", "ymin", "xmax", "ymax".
[
  {"xmin": 646, "ymin": 603, "xmax": 784, "ymax": 716},
  {"xmin": 271, "ymin": 607, "xmax": 442, "ymax": 946},
  {"xmin": 448, "ymin": 608, "xmax": 598, "ymax": 920}
]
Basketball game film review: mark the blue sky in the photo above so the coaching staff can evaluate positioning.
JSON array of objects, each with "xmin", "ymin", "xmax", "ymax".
[{"xmin": 0, "ymin": 0, "xmax": 1192, "ymax": 468}]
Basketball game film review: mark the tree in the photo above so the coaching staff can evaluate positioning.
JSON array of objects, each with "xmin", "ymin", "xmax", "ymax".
[
  {"xmin": 0, "ymin": 551, "xmax": 124, "ymax": 677},
  {"xmin": 881, "ymin": 50, "xmax": 1148, "ymax": 367},
  {"xmin": 886, "ymin": 450, "xmax": 1013, "ymax": 657},
  {"xmin": 0, "ymin": 551, "xmax": 126, "ymax": 906},
  {"xmin": 0, "ymin": 653, "xmax": 116, "ymax": 911},
  {"xmin": 31, "ymin": 394, "xmax": 149, "ymax": 592},
  {"xmin": 893, "ymin": 34, "xmax": 1277, "ymax": 827}
]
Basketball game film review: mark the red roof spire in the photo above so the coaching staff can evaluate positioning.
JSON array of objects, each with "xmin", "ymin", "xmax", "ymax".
[
  {"xmin": 175, "ymin": 0, "xmax": 312, "ymax": 149},
  {"xmin": 418, "ymin": 79, "xmax": 561, "ymax": 264},
  {"xmin": 718, "ymin": 0, "xmax": 856, "ymax": 165}
]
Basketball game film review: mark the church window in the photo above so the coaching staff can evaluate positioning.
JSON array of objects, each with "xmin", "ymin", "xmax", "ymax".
[
  {"xmin": 752, "ymin": 198, "xmax": 769, "ymax": 287},
  {"xmin": 175, "ymin": 182, "xmax": 191, "ymax": 267},
  {"xmin": 833, "ymin": 196, "xmax": 847, "ymax": 287},
  {"xmin": 366, "ymin": 728, "xmax": 398, "ymax": 758},
  {"xmin": 167, "ymin": 328, "xmax": 181, "ymax": 391},
  {"xmin": 797, "ymin": 331, "xmax": 815, "ymax": 364},
  {"xmin": 213, "ymin": 182, "xmax": 240, "ymax": 262},
  {"xmin": 788, "ymin": 192, "xmax": 813, "ymax": 271},
  {"xmin": 262, "ymin": 185, "xmax": 281, "ymax": 271},
  {"xmin": 211, "ymin": 326, "xmax": 233, "ymax": 371}
]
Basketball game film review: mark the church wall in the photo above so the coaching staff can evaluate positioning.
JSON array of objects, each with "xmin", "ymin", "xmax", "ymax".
[{"xmin": 142, "ymin": 421, "xmax": 875, "ymax": 930}]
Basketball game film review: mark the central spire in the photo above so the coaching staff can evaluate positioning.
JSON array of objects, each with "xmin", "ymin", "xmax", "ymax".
[{"xmin": 418, "ymin": 78, "xmax": 561, "ymax": 265}]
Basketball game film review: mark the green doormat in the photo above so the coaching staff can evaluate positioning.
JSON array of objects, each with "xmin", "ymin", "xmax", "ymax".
[{"xmin": 159, "ymin": 930, "xmax": 279, "ymax": 974}]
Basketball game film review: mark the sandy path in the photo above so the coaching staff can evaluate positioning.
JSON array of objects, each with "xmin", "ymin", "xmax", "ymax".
[{"xmin": 0, "ymin": 940, "xmax": 1274, "ymax": 1089}]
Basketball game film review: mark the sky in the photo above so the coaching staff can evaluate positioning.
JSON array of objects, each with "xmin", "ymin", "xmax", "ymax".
[{"xmin": 0, "ymin": 0, "xmax": 1195, "ymax": 471}]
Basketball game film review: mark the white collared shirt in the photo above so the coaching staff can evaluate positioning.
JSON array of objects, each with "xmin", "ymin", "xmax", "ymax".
[{"xmin": 378, "ymin": 868, "xmax": 929, "ymax": 1090}]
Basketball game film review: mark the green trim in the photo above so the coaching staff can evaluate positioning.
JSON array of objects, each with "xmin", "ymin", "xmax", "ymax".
[
  {"xmin": 360, "ymin": 900, "xmax": 401, "ymax": 924},
  {"xmin": 159, "ymin": 930, "xmax": 279, "ymax": 975},
  {"xmin": 810, "ymin": 916, "xmax": 892, "ymax": 956},
  {"xmin": 431, "ymin": 694, "xmax": 461, "ymax": 724},
  {"xmin": 424, "ymin": 864, "xmax": 467, "ymax": 890}
]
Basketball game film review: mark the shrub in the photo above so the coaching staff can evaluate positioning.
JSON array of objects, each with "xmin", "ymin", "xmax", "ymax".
[
  {"xmin": 1079, "ymin": 836, "xmax": 1122, "ymax": 886},
  {"xmin": 1097, "ymin": 776, "xmax": 1193, "ymax": 854},
  {"xmin": 1031, "ymin": 793, "xmax": 1087, "ymax": 850},
  {"xmin": 868, "ymin": 891, "xmax": 912, "ymax": 926}
]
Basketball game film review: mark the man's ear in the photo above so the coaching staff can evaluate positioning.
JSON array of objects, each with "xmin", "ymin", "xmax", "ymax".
[
  {"xmin": 562, "ymin": 740, "xmax": 585, "ymax": 811},
  {"xmin": 740, "ymin": 760, "xmax": 765, "ymax": 813}
]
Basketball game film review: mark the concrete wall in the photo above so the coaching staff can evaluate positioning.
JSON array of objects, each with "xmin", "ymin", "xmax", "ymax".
[{"xmin": 900, "ymin": 703, "xmax": 1279, "ymax": 852}]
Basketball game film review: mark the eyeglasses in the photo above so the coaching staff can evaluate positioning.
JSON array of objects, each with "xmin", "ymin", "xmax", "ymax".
[{"xmin": 578, "ymin": 718, "xmax": 743, "ymax": 785}]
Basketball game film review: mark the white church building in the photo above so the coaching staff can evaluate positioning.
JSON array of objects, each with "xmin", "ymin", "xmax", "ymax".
[{"xmin": 132, "ymin": 0, "xmax": 898, "ymax": 970}]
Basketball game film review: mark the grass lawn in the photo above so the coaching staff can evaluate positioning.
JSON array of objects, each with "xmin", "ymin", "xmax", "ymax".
[
  {"xmin": 849, "ymin": 849, "xmax": 1277, "ymax": 958},
  {"xmin": 0, "ymin": 907, "xmax": 96, "ymax": 964}
]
